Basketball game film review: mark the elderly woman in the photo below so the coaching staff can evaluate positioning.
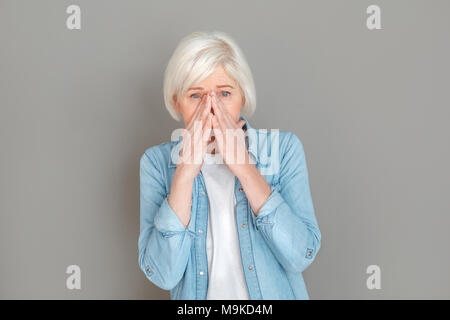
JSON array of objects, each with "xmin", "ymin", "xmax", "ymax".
[{"xmin": 139, "ymin": 31, "xmax": 321, "ymax": 300}]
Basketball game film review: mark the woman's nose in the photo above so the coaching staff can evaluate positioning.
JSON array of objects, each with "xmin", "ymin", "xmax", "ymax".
[{"xmin": 203, "ymin": 90, "xmax": 216, "ymax": 97}]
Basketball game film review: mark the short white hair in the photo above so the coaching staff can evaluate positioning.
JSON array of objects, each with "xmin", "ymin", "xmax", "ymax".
[{"xmin": 163, "ymin": 31, "xmax": 256, "ymax": 122}]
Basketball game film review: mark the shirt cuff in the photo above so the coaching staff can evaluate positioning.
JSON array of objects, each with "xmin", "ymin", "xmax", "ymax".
[
  {"xmin": 251, "ymin": 184, "xmax": 284, "ymax": 227},
  {"xmin": 154, "ymin": 196, "xmax": 188, "ymax": 234}
]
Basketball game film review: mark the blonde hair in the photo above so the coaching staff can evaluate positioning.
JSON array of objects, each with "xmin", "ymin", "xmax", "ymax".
[{"xmin": 163, "ymin": 31, "xmax": 256, "ymax": 121}]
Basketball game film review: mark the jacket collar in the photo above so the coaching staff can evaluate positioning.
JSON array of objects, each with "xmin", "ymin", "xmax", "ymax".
[{"xmin": 168, "ymin": 115, "xmax": 258, "ymax": 168}]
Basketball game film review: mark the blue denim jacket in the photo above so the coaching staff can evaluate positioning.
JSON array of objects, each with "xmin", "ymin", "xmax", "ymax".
[{"xmin": 139, "ymin": 115, "xmax": 321, "ymax": 299}]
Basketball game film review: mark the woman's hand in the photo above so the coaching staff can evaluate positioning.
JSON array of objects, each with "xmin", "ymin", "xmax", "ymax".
[
  {"xmin": 210, "ymin": 91, "xmax": 251, "ymax": 177},
  {"xmin": 168, "ymin": 94, "xmax": 213, "ymax": 227},
  {"xmin": 177, "ymin": 93, "xmax": 213, "ymax": 181},
  {"xmin": 211, "ymin": 91, "xmax": 272, "ymax": 216}
]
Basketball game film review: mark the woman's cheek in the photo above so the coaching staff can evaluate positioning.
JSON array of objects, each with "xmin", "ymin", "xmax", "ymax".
[{"xmin": 231, "ymin": 98, "xmax": 243, "ymax": 114}]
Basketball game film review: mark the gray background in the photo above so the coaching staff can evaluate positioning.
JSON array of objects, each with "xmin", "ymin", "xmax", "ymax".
[{"xmin": 1, "ymin": 0, "xmax": 449, "ymax": 299}]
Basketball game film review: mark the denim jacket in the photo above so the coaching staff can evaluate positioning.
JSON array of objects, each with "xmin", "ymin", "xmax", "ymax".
[{"xmin": 139, "ymin": 115, "xmax": 321, "ymax": 299}]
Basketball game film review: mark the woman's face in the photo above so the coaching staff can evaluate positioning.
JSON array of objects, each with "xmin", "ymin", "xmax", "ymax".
[{"xmin": 174, "ymin": 65, "xmax": 245, "ymax": 127}]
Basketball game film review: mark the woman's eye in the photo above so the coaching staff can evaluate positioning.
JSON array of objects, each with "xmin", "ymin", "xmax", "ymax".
[
  {"xmin": 190, "ymin": 93, "xmax": 201, "ymax": 99},
  {"xmin": 221, "ymin": 91, "xmax": 231, "ymax": 97}
]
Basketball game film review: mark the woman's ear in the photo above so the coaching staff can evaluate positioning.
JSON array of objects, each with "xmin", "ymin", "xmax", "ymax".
[
  {"xmin": 240, "ymin": 89, "xmax": 246, "ymax": 107},
  {"xmin": 172, "ymin": 94, "xmax": 179, "ymax": 113}
]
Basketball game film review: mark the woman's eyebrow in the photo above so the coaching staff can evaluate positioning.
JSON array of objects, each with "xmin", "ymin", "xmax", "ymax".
[
  {"xmin": 216, "ymin": 85, "xmax": 234, "ymax": 89},
  {"xmin": 187, "ymin": 84, "xmax": 234, "ymax": 91},
  {"xmin": 187, "ymin": 87, "xmax": 203, "ymax": 91}
]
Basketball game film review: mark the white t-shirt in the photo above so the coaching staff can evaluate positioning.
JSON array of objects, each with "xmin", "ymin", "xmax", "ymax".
[{"xmin": 201, "ymin": 152, "xmax": 250, "ymax": 300}]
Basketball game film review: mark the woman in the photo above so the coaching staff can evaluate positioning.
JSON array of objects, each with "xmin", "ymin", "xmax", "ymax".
[{"xmin": 139, "ymin": 31, "xmax": 321, "ymax": 299}]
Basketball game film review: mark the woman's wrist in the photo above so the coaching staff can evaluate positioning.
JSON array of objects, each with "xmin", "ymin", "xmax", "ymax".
[
  {"xmin": 174, "ymin": 163, "xmax": 198, "ymax": 184},
  {"xmin": 168, "ymin": 164, "xmax": 196, "ymax": 228}
]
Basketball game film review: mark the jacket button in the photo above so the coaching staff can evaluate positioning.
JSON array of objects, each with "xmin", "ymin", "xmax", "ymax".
[
  {"xmin": 199, "ymin": 271, "xmax": 204, "ymax": 275},
  {"xmin": 198, "ymin": 229, "xmax": 203, "ymax": 234},
  {"xmin": 239, "ymin": 187, "xmax": 243, "ymax": 192},
  {"xmin": 241, "ymin": 223, "xmax": 246, "ymax": 228},
  {"xmin": 248, "ymin": 265, "xmax": 253, "ymax": 270}
]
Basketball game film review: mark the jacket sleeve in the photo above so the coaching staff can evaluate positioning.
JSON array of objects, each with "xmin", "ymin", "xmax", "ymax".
[
  {"xmin": 138, "ymin": 148, "xmax": 194, "ymax": 290},
  {"xmin": 250, "ymin": 132, "xmax": 321, "ymax": 274}
]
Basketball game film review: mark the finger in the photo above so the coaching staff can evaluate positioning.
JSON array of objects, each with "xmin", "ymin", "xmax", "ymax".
[
  {"xmin": 192, "ymin": 94, "xmax": 207, "ymax": 121},
  {"xmin": 200, "ymin": 94, "xmax": 212, "ymax": 125},
  {"xmin": 210, "ymin": 94, "xmax": 228, "ymax": 132},
  {"xmin": 202, "ymin": 113, "xmax": 213, "ymax": 144},
  {"xmin": 186, "ymin": 94, "xmax": 208, "ymax": 130},
  {"xmin": 186, "ymin": 96, "xmax": 210, "ymax": 162},
  {"xmin": 180, "ymin": 130, "xmax": 193, "ymax": 162},
  {"xmin": 202, "ymin": 104, "xmax": 212, "ymax": 140},
  {"xmin": 197, "ymin": 94, "xmax": 212, "ymax": 148},
  {"xmin": 191, "ymin": 96, "xmax": 212, "ymax": 155},
  {"xmin": 203, "ymin": 114, "xmax": 216, "ymax": 154},
  {"xmin": 211, "ymin": 104, "xmax": 227, "ymax": 135},
  {"xmin": 212, "ymin": 92, "xmax": 235, "ymax": 129},
  {"xmin": 212, "ymin": 118, "xmax": 223, "ymax": 146},
  {"xmin": 196, "ymin": 94, "xmax": 212, "ymax": 134},
  {"xmin": 191, "ymin": 103, "xmax": 209, "ymax": 164},
  {"xmin": 210, "ymin": 92, "xmax": 225, "ymax": 123}
]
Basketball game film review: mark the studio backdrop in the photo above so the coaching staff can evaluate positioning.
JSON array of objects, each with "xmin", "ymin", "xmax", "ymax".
[{"xmin": 1, "ymin": 0, "xmax": 449, "ymax": 299}]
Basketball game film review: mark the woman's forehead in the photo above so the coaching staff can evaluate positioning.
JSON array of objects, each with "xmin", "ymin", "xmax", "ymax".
[{"xmin": 191, "ymin": 68, "xmax": 237, "ymax": 89}]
